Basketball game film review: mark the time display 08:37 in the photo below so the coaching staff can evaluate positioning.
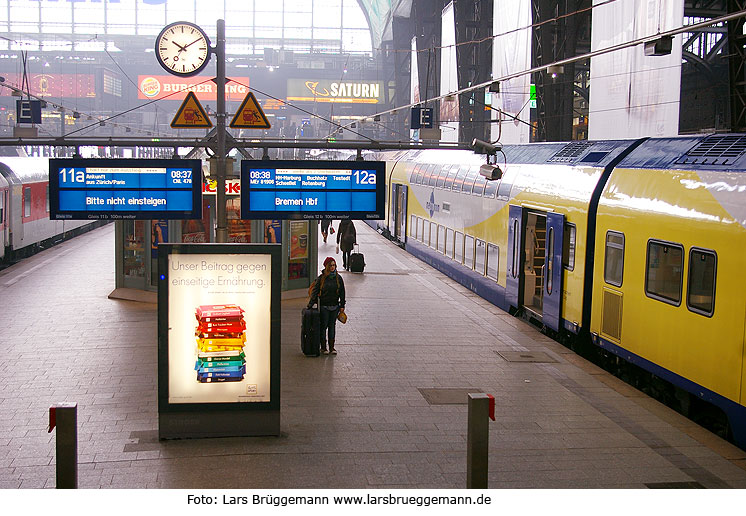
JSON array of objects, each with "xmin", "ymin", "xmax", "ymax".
[{"xmin": 56, "ymin": 167, "xmax": 194, "ymax": 213}]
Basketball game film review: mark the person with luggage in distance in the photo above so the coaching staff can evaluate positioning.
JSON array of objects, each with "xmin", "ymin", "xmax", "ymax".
[
  {"xmin": 336, "ymin": 220, "xmax": 357, "ymax": 270},
  {"xmin": 307, "ymin": 257, "xmax": 346, "ymax": 355}
]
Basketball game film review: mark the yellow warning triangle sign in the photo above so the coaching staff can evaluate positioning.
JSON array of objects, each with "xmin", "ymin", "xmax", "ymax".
[
  {"xmin": 229, "ymin": 92, "xmax": 271, "ymax": 129},
  {"xmin": 171, "ymin": 91, "xmax": 213, "ymax": 129}
]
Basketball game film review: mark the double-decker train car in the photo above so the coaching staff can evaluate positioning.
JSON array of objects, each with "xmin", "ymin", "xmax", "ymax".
[
  {"xmin": 374, "ymin": 134, "xmax": 746, "ymax": 449},
  {"xmin": 0, "ymin": 156, "xmax": 98, "ymax": 262}
]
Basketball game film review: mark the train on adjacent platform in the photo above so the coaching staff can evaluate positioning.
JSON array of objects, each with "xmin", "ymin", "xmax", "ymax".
[
  {"xmin": 373, "ymin": 134, "xmax": 746, "ymax": 449},
  {"xmin": 0, "ymin": 154, "xmax": 99, "ymax": 263}
]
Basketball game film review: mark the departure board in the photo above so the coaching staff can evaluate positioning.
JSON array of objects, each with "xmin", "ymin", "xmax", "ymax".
[
  {"xmin": 49, "ymin": 158, "xmax": 202, "ymax": 220},
  {"xmin": 240, "ymin": 160, "xmax": 385, "ymax": 220}
]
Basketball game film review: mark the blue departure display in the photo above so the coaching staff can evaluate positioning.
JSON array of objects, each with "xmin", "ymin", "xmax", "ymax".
[
  {"xmin": 240, "ymin": 160, "xmax": 385, "ymax": 220},
  {"xmin": 50, "ymin": 159, "xmax": 202, "ymax": 220}
]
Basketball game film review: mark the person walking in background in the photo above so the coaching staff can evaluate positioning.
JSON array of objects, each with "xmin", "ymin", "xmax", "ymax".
[
  {"xmin": 320, "ymin": 219, "xmax": 333, "ymax": 244},
  {"xmin": 307, "ymin": 257, "xmax": 345, "ymax": 355},
  {"xmin": 336, "ymin": 219, "xmax": 356, "ymax": 270}
]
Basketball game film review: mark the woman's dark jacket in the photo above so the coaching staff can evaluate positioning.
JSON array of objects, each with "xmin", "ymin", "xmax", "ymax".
[
  {"xmin": 309, "ymin": 272, "xmax": 345, "ymax": 308},
  {"xmin": 336, "ymin": 220, "xmax": 356, "ymax": 252}
]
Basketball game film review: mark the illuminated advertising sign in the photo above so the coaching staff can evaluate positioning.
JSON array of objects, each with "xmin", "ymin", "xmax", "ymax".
[
  {"xmin": 286, "ymin": 79, "xmax": 384, "ymax": 104},
  {"xmin": 49, "ymin": 158, "xmax": 202, "ymax": 220},
  {"xmin": 138, "ymin": 75, "xmax": 250, "ymax": 101},
  {"xmin": 0, "ymin": 74, "xmax": 96, "ymax": 99},
  {"xmin": 240, "ymin": 160, "xmax": 385, "ymax": 220},
  {"xmin": 158, "ymin": 244, "xmax": 281, "ymax": 438}
]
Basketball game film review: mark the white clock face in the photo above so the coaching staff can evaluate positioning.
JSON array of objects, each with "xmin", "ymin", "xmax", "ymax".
[{"xmin": 155, "ymin": 22, "xmax": 211, "ymax": 77}]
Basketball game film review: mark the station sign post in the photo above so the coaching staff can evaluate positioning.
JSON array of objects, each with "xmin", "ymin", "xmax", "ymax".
[
  {"xmin": 157, "ymin": 243, "xmax": 282, "ymax": 439},
  {"xmin": 49, "ymin": 158, "xmax": 203, "ymax": 220},
  {"xmin": 239, "ymin": 160, "xmax": 385, "ymax": 220}
]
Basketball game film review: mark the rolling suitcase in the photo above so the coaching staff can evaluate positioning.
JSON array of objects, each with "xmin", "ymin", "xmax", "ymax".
[
  {"xmin": 301, "ymin": 307, "xmax": 321, "ymax": 356},
  {"xmin": 349, "ymin": 244, "xmax": 365, "ymax": 273}
]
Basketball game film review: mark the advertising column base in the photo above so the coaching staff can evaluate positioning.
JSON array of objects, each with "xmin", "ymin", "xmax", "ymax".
[
  {"xmin": 159, "ymin": 410, "xmax": 280, "ymax": 439},
  {"xmin": 157, "ymin": 243, "xmax": 282, "ymax": 441}
]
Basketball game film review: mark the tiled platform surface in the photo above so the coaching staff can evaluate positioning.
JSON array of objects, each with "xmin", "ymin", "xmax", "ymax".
[{"xmin": 1, "ymin": 222, "xmax": 745, "ymax": 489}]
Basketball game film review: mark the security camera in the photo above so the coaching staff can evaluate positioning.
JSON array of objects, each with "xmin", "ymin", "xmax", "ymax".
[
  {"xmin": 479, "ymin": 163, "xmax": 502, "ymax": 181},
  {"xmin": 471, "ymin": 138, "xmax": 501, "ymax": 155}
]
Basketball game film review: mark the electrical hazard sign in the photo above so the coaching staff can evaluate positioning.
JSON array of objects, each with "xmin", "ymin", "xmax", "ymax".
[
  {"xmin": 229, "ymin": 92, "xmax": 271, "ymax": 129},
  {"xmin": 171, "ymin": 91, "xmax": 213, "ymax": 128}
]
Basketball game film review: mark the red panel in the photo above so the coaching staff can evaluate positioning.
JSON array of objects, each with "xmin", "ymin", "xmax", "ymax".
[
  {"xmin": 137, "ymin": 75, "xmax": 250, "ymax": 101},
  {"xmin": 22, "ymin": 182, "xmax": 49, "ymax": 224}
]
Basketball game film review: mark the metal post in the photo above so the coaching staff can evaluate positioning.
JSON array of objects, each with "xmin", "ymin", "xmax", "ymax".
[
  {"xmin": 215, "ymin": 19, "xmax": 228, "ymax": 243},
  {"xmin": 466, "ymin": 393, "xmax": 489, "ymax": 489},
  {"xmin": 52, "ymin": 402, "xmax": 78, "ymax": 489}
]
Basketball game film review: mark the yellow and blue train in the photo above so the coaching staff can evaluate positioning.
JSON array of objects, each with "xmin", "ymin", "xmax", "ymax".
[{"xmin": 372, "ymin": 134, "xmax": 746, "ymax": 448}]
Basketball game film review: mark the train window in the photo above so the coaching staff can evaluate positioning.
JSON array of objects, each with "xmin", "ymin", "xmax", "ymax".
[
  {"xmin": 452, "ymin": 166, "xmax": 468, "ymax": 192},
  {"xmin": 483, "ymin": 179, "xmax": 498, "ymax": 199},
  {"xmin": 475, "ymin": 239, "xmax": 487, "ymax": 275},
  {"xmin": 413, "ymin": 164, "xmax": 424, "ymax": 184},
  {"xmin": 472, "ymin": 176, "xmax": 487, "ymax": 196},
  {"xmin": 46, "ymin": 184, "xmax": 50, "ymax": 212},
  {"xmin": 428, "ymin": 165, "xmax": 439, "ymax": 187},
  {"xmin": 420, "ymin": 165, "xmax": 433, "ymax": 186},
  {"xmin": 455, "ymin": 231, "xmax": 464, "ymax": 263},
  {"xmin": 446, "ymin": 228, "xmax": 455, "ymax": 258},
  {"xmin": 512, "ymin": 220, "xmax": 519, "ymax": 279},
  {"xmin": 645, "ymin": 240, "xmax": 684, "ymax": 305},
  {"xmin": 461, "ymin": 174, "xmax": 476, "ymax": 194},
  {"xmin": 464, "ymin": 235, "xmax": 475, "ymax": 269},
  {"xmin": 410, "ymin": 215, "xmax": 417, "ymax": 237},
  {"xmin": 687, "ymin": 248, "xmax": 716, "ymax": 316},
  {"xmin": 430, "ymin": 222, "xmax": 438, "ymax": 248},
  {"xmin": 487, "ymin": 243, "xmax": 499, "ymax": 280},
  {"xmin": 0, "ymin": 190, "xmax": 4, "ymax": 224},
  {"xmin": 563, "ymin": 223, "xmax": 576, "ymax": 270},
  {"xmin": 24, "ymin": 187, "xmax": 31, "ymax": 218},
  {"xmin": 423, "ymin": 220, "xmax": 430, "ymax": 245},
  {"xmin": 604, "ymin": 231, "xmax": 624, "ymax": 287},
  {"xmin": 417, "ymin": 217, "xmax": 424, "ymax": 241},
  {"xmin": 438, "ymin": 225, "xmax": 446, "ymax": 253},
  {"xmin": 444, "ymin": 166, "xmax": 458, "ymax": 189},
  {"xmin": 497, "ymin": 177, "xmax": 513, "ymax": 200},
  {"xmin": 436, "ymin": 167, "xmax": 448, "ymax": 189}
]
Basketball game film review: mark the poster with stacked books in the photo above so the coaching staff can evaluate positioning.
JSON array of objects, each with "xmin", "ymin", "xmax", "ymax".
[
  {"xmin": 166, "ymin": 253, "xmax": 272, "ymax": 404},
  {"xmin": 195, "ymin": 304, "xmax": 247, "ymax": 383}
]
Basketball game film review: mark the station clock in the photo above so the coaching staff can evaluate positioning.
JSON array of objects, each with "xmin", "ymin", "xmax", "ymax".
[{"xmin": 155, "ymin": 21, "xmax": 211, "ymax": 77}]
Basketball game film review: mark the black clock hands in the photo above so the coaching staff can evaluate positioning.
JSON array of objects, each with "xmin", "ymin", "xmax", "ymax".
[{"xmin": 182, "ymin": 37, "xmax": 204, "ymax": 50}]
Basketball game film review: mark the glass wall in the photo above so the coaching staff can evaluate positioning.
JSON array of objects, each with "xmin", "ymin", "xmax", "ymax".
[{"xmin": 0, "ymin": 0, "xmax": 373, "ymax": 55}]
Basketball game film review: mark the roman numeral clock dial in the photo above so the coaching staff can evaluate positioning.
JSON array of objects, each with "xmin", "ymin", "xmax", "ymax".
[{"xmin": 155, "ymin": 21, "xmax": 211, "ymax": 77}]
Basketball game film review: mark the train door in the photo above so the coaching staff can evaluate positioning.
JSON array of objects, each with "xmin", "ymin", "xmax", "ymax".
[
  {"xmin": 506, "ymin": 205, "xmax": 525, "ymax": 309},
  {"xmin": 390, "ymin": 183, "xmax": 407, "ymax": 243},
  {"xmin": 523, "ymin": 212, "xmax": 547, "ymax": 317},
  {"xmin": 543, "ymin": 212, "xmax": 565, "ymax": 331}
]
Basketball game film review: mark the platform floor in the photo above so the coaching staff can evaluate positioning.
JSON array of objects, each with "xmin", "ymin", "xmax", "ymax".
[{"xmin": 1, "ymin": 222, "xmax": 745, "ymax": 489}]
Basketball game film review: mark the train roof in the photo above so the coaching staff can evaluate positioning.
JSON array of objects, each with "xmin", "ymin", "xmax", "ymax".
[
  {"xmin": 501, "ymin": 140, "xmax": 636, "ymax": 167},
  {"xmin": 618, "ymin": 134, "xmax": 746, "ymax": 170},
  {"xmin": 0, "ymin": 157, "xmax": 49, "ymax": 185}
]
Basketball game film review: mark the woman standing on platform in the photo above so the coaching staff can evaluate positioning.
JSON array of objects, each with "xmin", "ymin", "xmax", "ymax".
[
  {"xmin": 336, "ymin": 220, "xmax": 356, "ymax": 270},
  {"xmin": 307, "ymin": 257, "xmax": 345, "ymax": 354}
]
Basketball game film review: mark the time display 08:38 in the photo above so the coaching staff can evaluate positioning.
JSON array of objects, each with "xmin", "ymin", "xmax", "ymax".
[{"xmin": 247, "ymin": 167, "xmax": 377, "ymax": 214}]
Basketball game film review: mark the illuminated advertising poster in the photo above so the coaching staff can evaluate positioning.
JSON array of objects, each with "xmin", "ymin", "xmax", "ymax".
[
  {"xmin": 158, "ymin": 244, "xmax": 281, "ymax": 438},
  {"xmin": 240, "ymin": 160, "xmax": 385, "ymax": 220},
  {"xmin": 167, "ymin": 252, "xmax": 271, "ymax": 404},
  {"xmin": 289, "ymin": 221, "xmax": 309, "ymax": 260},
  {"xmin": 49, "ymin": 158, "xmax": 202, "ymax": 220}
]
